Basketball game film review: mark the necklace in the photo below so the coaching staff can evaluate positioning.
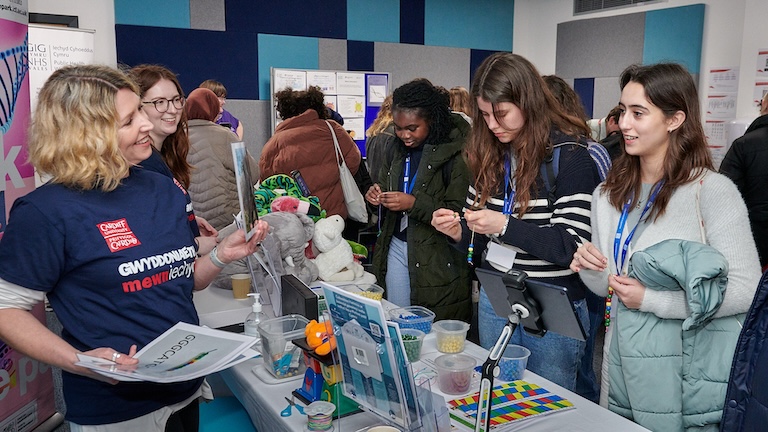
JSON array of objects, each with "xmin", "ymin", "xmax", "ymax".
[{"xmin": 467, "ymin": 227, "xmax": 476, "ymax": 266}]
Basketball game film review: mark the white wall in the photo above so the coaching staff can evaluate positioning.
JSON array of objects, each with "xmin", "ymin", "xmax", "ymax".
[
  {"xmin": 28, "ymin": 0, "xmax": 116, "ymax": 67},
  {"xmin": 514, "ymin": 0, "xmax": 767, "ymax": 119}
]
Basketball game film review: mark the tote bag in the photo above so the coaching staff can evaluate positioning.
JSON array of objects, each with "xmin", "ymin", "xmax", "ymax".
[{"xmin": 325, "ymin": 120, "xmax": 368, "ymax": 223}]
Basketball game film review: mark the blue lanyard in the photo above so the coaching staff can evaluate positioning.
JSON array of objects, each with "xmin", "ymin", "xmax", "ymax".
[
  {"xmin": 503, "ymin": 154, "xmax": 515, "ymax": 215},
  {"xmin": 613, "ymin": 182, "xmax": 664, "ymax": 275},
  {"xmin": 403, "ymin": 154, "xmax": 418, "ymax": 194}
]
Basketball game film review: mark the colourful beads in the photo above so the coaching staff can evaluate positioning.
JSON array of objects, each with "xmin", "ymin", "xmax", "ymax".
[{"xmin": 605, "ymin": 286, "xmax": 614, "ymax": 331}]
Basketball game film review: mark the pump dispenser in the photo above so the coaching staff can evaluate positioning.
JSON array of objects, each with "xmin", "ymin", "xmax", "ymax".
[{"xmin": 245, "ymin": 293, "xmax": 266, "ymax": 341}]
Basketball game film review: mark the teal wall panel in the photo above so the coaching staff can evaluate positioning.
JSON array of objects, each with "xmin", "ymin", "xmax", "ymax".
[
  {"xmin": 643, "ymin": 4, "xmax": 705, "ymax": 73},
  {"xmin": 258, "ymin": 34, "xmax": 319, "ymax": 100},
  {"xmin": 348, "ymin": 0, "xmax": 400, "ymax": 43},
  {"xmin": 114, "ymin": 0, "xmax": 190, "ymax": 28},
  {"xmin": 424, "ymin": 0, "xmax": 513, "ymax": 51}
]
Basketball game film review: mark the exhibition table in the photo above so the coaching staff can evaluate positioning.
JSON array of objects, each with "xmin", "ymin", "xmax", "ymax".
[{"xmin": 194, "ymin": 285, "xmax": 649, "ymax": 432}]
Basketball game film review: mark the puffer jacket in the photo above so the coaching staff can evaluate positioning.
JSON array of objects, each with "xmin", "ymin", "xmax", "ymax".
[
  {"xmin": 608, "ymin": 239, "xmax": 743, "ymax": 431},
  {"xmin": 720, "ymin": 270, "xmax": 768, "ymax": 431},
  {"xmin": 372, "ymin": 113, "xmax": 472, "ymax": 321},
  {"xmin": 187, "ymin": 119, "xmax": 259, "ymax": 231}
]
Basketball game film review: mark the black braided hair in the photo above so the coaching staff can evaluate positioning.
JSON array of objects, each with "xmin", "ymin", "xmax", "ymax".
[{"xmin": 392, "ymin": 78, "xmax": 452, "ymax": 145}]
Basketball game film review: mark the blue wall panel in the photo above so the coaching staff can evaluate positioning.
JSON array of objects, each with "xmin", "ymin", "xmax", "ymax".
[
  {"xmin": 348, "ymin": 0, "xmax": 399, "ymax": 43},
  {"xmin": 115, "ymin": 25, "xmax": 259, "ymax": 99},
  {"xmin": 425, "ymin": 0, "xmax": 513, "ymax": 51},
  {"xmin": 114, "ymin": 0, "xmax": 190, "ymax": 28},
  {"xmin": 348, "ymin": 41, "xmax": 375, "ymax": 72},
  {"xmin": 470, "ymin": 49, "xmax": 498, "ymax": 87},
  {"xmin": 643, "ymin": 4, "xmax": 705, "ymax": 73},
  {"xmin": 400, "ymin": 0, "xmax": 425, "ymax": 45},
  {"xmin": 573, "ymin": 78, "xmax": 595, "ymax": 119},
  {"xmin": 258, "ymin": 34, "xmax": 319, "ymax": 100},
  {"xmin": 226, "ymin": 0, "xmax": 347, "ymax": 39}
]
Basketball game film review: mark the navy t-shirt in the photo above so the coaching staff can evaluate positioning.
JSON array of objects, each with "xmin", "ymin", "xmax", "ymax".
[
  {"xmin": 0, "ymin": 168, "xmax": 202, "ymax": 425},
  {"xmin": 139, "ymin": 150, "xmax": 201, "ymax": 237}
]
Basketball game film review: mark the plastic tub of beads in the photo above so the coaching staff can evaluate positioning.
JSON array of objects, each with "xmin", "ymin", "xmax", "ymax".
[
  {"xmin": 257, "ymin": 314, "xmax": 309, "ymax": 379},
  {"xmin": 498, "ymin": 344, "xmax": 530, "ymax": 381},
  {"xmin": 389, "ymin": 306, "xmax": 436, "ymax": 334},
  {"xmin": 434, "ymin": 353, "xmax": 477, "ymax": 395},
  {"xmin": 432, "ymin": 320, "xmax": 470, "ymax": 353},
  {"xmin": 400, "ymin": 328, "xmax": 425, "ymax": 362},
  {"xmin": 353, "ymin": 283, "xmax": 384, "ymax": 301}
]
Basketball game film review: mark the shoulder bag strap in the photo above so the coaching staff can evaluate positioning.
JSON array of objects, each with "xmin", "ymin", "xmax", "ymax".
[{"xmin": 325, "ymin": 120, "xmax": 344, "ymax": 167}]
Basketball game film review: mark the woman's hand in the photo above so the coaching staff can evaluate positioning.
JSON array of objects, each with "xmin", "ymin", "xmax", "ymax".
[
  {"xmin": 365, "ymin": 184, "xmax": 383, "ymax": 205},
  {"xmin": 609, "ymin": 274, "xmax": 645, "ymax": 309},
  {"xmin": 196, "ymin": 216, "xmax": 218, "ymax": 237},
  {"xmin": 76, "ymin": 345, "xmax": 139, "ymax": 384},
  {"xmin": 379, "ymin": 191, "xmax": 415, "ymax": 212},
  {"xmin": 431, "ymin": 208, "xmax": 463, "ymax": 242},
  {"xmin": 463, "ymin": 209, "xmax": 506, "ymax": 236},
  {"xmin": 570, "ymin": 242, "xmax": 608, "ymax": 272},
  {"xmin": 217, "ymin": 220, "xmax": 270, "ymax": 264}
]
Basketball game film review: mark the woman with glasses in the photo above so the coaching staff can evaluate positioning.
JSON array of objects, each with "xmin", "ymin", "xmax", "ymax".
[
  {"xmin": 129, "ymin": 65, "xmax": 218, "ymax": 255},
  {"xmin": 186, "ymin": 87, "xmax": 259, "ymax": 231},
  {"xmin": 0, "ymin": 64, "xmax": 269, "ymax": 431}
]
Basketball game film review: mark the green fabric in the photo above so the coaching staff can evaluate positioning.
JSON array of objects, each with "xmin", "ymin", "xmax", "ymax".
[
  {"xmin": 608, "ymin": 239, "xmax": 741, "ymax": 431},
  {"xmin": 372, "ymin": 114, "xmax": 472, "ymax": 321}
]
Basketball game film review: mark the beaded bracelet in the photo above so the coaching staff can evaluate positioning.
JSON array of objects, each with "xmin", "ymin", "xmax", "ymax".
[{"xmin": 209, "ymin": 246, "xmax": 227, "ymax": 269}]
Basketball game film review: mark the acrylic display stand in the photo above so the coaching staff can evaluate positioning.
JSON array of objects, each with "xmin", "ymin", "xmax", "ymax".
[{"xmin": 319, "ymin": 282, "xmax": 442, "ymax": 431}]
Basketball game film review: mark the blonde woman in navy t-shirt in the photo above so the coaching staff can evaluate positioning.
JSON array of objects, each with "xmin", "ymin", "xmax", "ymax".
[{"xmin": 0, "ymin": 65, "xmax": 268, "ymax": 431}]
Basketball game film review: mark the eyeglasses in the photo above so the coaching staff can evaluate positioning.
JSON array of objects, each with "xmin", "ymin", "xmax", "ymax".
[{"xmin": 142, "ymin": 96, "xmax": 186, "ymax": 113}]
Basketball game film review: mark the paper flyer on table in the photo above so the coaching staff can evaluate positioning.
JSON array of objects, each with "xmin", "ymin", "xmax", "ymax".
[{"xmin": 75, "ymin": 322, "xmax": 258, "ymax": 383}]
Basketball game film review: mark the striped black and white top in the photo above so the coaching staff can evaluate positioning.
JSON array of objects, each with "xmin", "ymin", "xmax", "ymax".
[{"xmin": 456, "ymin": 141, "xmax": 601, "ymax": 300}]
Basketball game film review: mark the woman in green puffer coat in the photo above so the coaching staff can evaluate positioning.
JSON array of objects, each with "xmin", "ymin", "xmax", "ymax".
[{"xmin": 365, "ymin": 79, "xmax": 472, "ymax": 321}]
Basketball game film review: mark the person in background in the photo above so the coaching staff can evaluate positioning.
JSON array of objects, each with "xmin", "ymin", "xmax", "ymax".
[
  {"xmin": 130, "ymin": 64, "xmax": 218, "ymax": 256},
  {"xmin": 431, "ymin": 53, "xmax": 601, "ymax": 393},
  {"xmin": 599, "ymin": 105, "xmax": 623, "ymax": 161},
  {"xmin": 365, "ymin": 95, "xmax": 395, "ymax": 185},
  {"xmin": 186, "ymin": 87, "xmax": 259, "ymax": 232},
  {"xmin": 366, "ymin": 78, "xmax": 472, "ymax": 321},
  {"xmin": 199, "ymin": 79, "xmax": 244, "ymax": 140},
  {"xmin": 0, "ymin": 64, "xmax": 269, "ymax": 432},
  {"xmin": 260, "ymin": 86, "xmax": 362, "ymax": 221},
  {"xmin": 719, "ymin": 91, "xmax": 768, "ymax": 271},
  {"xmin": 571, "ymin": 63, "xmax": 760, "ymax": 430},
  {"xmin": 542, "ymin": 73, "xmax": 611, "ymax": 402},
  {"xmin": 449, "ymin": 86, "xmax": 473, "ymax": 124}
]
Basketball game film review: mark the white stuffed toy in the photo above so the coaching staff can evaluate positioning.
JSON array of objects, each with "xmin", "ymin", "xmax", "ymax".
[{"xmin": 312, "ymin": 215, "xmax": 364, "ymax": 282}]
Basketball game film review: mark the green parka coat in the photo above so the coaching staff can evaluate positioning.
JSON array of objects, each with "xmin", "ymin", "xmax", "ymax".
[{"xmin": 372, "ymin": 114, "xmax": 472, "ymax": 321}]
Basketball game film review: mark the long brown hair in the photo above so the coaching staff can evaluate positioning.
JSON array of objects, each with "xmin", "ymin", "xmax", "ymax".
[
  {"xmin": 602, "ymin": 63, "xmax": 713, "ymax": 221},
  {"xmin": 468, "ymin": 52, "xmax": 589, "ymax": 216},
  {"xmin": 128, "ymin": 64, "xmax": 192, "ymax": 188}
]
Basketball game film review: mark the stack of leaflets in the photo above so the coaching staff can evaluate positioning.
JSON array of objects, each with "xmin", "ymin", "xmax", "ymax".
[{"xmin": 75, "ymin": 322, "xmax": 259, "ymax": 383}]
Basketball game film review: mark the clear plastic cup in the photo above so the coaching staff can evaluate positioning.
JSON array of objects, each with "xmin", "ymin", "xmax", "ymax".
[
  {"xmin": 400, "ymin": 328, "xmax": 425, "ymax": 362},
  {"xmin": 434, "ymin": 353, "xmax": 477, "ymax": 394},
  {"xmin": 432, "ymin": 320, "xmax": 470, "ymax": 353},
  {"xmin": 497, "ymin": 344, "xmax": 530, "ymax": 381}
]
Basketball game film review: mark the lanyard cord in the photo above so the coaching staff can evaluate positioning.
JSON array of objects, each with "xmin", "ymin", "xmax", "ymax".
[
  {"xmin": 503, "ymin": 154, "xmax": 515, "ymax": 215},
  {"xmin": 612, "ymin": 181, "xmax": 664, "ymax": 275}
]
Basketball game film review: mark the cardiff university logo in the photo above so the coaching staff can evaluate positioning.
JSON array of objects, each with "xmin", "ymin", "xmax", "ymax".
[{"xmin": 97, "ymin": 218, "xmax": 141, "ymax": 252}]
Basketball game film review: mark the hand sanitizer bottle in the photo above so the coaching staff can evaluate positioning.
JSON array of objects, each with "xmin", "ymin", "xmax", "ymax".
[{"xmin": 245, "ymin": 293, "xmax": 266, "ymax": 343}]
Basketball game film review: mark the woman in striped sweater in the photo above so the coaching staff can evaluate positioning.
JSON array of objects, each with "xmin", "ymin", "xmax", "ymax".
[{"xmin": 432, "ymin": 52, "xmax": 601, "ymax": 392}]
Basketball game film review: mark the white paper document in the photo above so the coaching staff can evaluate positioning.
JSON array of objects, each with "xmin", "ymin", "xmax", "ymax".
[{"xmin": 75, "ymin": 322, "xmax": 259, "ymax": 383}]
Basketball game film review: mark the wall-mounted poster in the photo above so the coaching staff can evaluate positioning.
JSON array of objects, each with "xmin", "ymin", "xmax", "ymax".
[{"xmin": 271, "ymin": 68, "xmax": 390, "ymax": 157}]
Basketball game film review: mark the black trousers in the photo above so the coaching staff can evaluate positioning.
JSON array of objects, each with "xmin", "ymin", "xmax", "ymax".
[{"xmin": 165, "ymin": 399, "xmax": 199, "ymax": 432}]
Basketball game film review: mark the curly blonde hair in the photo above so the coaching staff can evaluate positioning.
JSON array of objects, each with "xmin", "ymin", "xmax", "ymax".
[{"xmin": 29, "ymin": 65, "xmax": 138, "ymax": 192}]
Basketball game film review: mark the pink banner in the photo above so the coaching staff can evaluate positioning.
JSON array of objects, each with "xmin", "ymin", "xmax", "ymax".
[{"xmin": 0, "ymin": 3, "xmax": 57, "ymax": 430}]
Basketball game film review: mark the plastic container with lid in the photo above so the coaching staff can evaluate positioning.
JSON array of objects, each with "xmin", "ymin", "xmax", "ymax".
[
  {"xmin": 434, "ymin": 353, "xmax": 477, "ymax": 395},
  {"xmin": 257, "ymin": 314, "xmax": 309, "ymax": 379},
  {"xmin": 353, "ymin": 283, "xmax": 384, "ymax": 301},
  {"xmin": 432, "ymin": 320, "xmax": 470, "ymax": 353},
  {"xmin": 389, "ymin": 305, "xmax": 436, "ymax": 334}
]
